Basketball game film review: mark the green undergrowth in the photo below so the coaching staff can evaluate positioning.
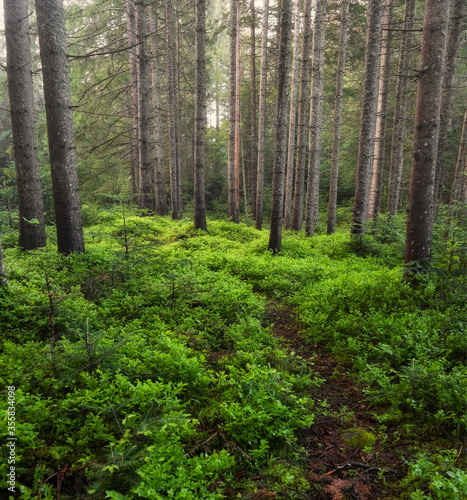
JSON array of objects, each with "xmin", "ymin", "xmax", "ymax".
[{"xmin": 0, "ymin": 207, "xmax": 465, "ymax": 498}]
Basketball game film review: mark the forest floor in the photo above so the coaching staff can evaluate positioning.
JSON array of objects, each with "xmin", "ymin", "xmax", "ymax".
[{"xmin": 257, "ymin": 303, "xmax": 408, "ymax": 499}]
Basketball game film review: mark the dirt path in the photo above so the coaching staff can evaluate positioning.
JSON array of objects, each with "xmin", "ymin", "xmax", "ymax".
[{"xmin": 267, "ymin": 305, "xmax": 407, "ymax": 499}]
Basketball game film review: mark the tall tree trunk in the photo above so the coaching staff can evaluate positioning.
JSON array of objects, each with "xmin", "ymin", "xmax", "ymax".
[
  {"xmin": 250, "ymin": 0, "xmax": 258, "ymax": 220},
  {"xmin": 327, "ymin": 0, "xmax": 350, "ymax": 235},
  {"xmin": 166, "ymin": 0, "xmax": 182, "ymax": 219},
  {"xmin": 433, "ymin": 0, "xmax": 466, "ymax": 202},
  {"xmin": 194, "ymin": 0, "xmax": 207, "ymax": 231},
  {"xmin": 268, "ymin": 0, "xmax": 293, "ymax": 253},
  {"xmin": 0, "ymin": 232, "xmax": 6, "ymax": 287},
  {"xmin": 136, "ymin": 0, "xmax": 153, "ymax": 212},
  {"xmin": 387, "ymin": 0, "xmax": 415, "ymax": 218},
  {"xmin": 351, "ymin": 0, "xmax": 384, "ymax": 236},
  {"xmin": 255, "ymin": 0, "xmax": 269, "ymax": 229},
  {"xmin": 291, "ymin": 0, "xmax": 312, "ymax": 231},
  {"xmin": 305, "ymin": 0, "xmax": 327, "ymax": 236},
  {"xmin": 4, "ymin": 0, "xmax": 46, "ymax": 250},
  {"xmin": 126, "ymin": 0, "xmax": 140, "ymax": 202},
  {"xmin": 175, "ymin": 12, "xmax": 183, "ymax": 216},
  {"xmin": 404, "ymin": 0, "xmax": 451, "ymax": 271},
  {"xmin": 284, "ymin": 0, "xmax": 302, "ymax": 230},
  {"xmin": 235, "ymin": 0, "xmax": 242, "ymax": 217},
  {"xmin": 149, "ymin": 5, "xmax": 168, "ymax": 216},
  {"xmin": 450, "ymin": 110, "xmax": 467, "ymax": 205},
  {"xmin": 229, "ymin": 0, "xmax": 240, "ymax": 223},
  {"xmin": 367, "ymin": 0, "xmax": 394, "ymax": 220},
  {"xmin": 35, "ymin": 0, "xmax": 85, "ymax": 255}
]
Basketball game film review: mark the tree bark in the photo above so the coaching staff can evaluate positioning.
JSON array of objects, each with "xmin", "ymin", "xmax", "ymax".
[
  {"xmin": 327, "ymin": 0, "xmax": 350, "ymax": 235},
  {"xmin": 268, "ymin": 0, "xmax": 293, "ymax": 253},
  {"xmin": 149, "ymin": 5, "xmax": 168, "ymax": 216},
  {"xmin": 450, "ymin": 110, "xmax": 467, "ymax": 205},
  {"xmin": 284, "ymin": 0, "xmax": 302, "ymax": 230},
  {"xmin": 235, "ymin": 0, "xmax": 242, "ymax": 218},
  {"xmin": 175, "ymin": 11, "xmax": 183, "ymax": 216},
  {"xmin": 351, "ymin": 0, "xmax": 384, "ymax": 236},
  {"xmin": 404, "ymin": 0, "xmax": 451, "ymax": 271},
  {"xmin": 255, "ymin": 0, "xmax": 269, "ymax": 229},
  {"xmin": 0, "ymin": 232, "xmax": 6, "ymax": 287},
  {"xmin": 135, "ymin": 0, "xmax": 154, "ymax": 212},
  {"xmin": 434, "ymin": 0, "xmax": 466, "ymax": 202},
  {"xmin": 367, "ymin": 0, "xmax": 393, "ymax": 220},
  {"xmin": 4, "ymin": 0, "xmax": 46, "ymax": 250},
  {"xmin": 387, "ymin": 0, "xmax": 415, "ymax": 218},
  {"xmin": 166, "ymin": 0, "xmax": 182, "ymax": 219},
  {"xmin": 229, "ymin": 0, "xmax": 240, "ymax": 223},
  {"xmin": 291, "ymin": 0, "xmax": 312, "ymax": 231},
  {"xmin": 250, "ymin": 0, "xmax": 258, "ymax": 220},
  {"xmin": 305, "ymin": 0, "xmax": 327, "ymax": 236},
  {"xmin": 126, "ymin": 0, "xmax": 140, "ymax": 201},
  {"xmin": 35, "ymin": 0, "xmax": 85, "ymax": 255},
  {"xmin": 194, "ymin": 0, "xmax": 207, "ymax": 231}
]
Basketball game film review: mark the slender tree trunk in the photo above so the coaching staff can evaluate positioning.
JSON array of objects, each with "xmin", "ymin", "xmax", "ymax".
[
  {"xmin": 268, "ymin": 0, "xmax": 293, "ymax": 253},
  {"xmin": 126, "ymin": 0, "xmax": 140, "ymax": 202},
  {"xmin": 450, "ymin": 110, "xmax": 467, "ymax": 205},
  {"xmin": 136, "ymin": 0, "xmax": 153, "ymax": 212},
  {"xmin": 0, "ymin": 232, "xmax": 6, "ymax": 287},
  {"xmin": 35, "ymin": 0, "xmax": 84, "ymax": 255},
  {"xmin": 434, "ymin": 0, "xmax": 466, "ymax": 202},
  {"xmin": 367, "ymin": 0, "xmax": 393, "ymax": 220},
  {"xmin": 241, "ymin": 128, "xmax": 249, "ymax": 218},
  {"xmin": 4, "ymin": 0, "xmax": 46, "ymax": 250},
  {"xmin": 194, "ymin": 0, "xmax": 207, "ymax": 231},
  {"xmin": 291, "ymin": 0, "xmax": 312, "ymax": 231},
  {"xmin": 229, "ymin": 0, "xmax": 240, "ymax": 222},
  {"xmin": 175, "ymin": 13, "xmax": 183, "ymax": 216},
  {"xmin": 250, "ymin": 0, "xmax": 258, "ymax": 220},
  {"xmin": 305, "ymin": 0, "xmax": 327, "ymax": 236},
  {"xmin": 387, "ymin": 0, "xmax": 415, "ymax": 218},
  {"xmin": 404, "ymin": 0, "xmax": 451, "ymax": 271},
  {"xmin": 351, "ymin": 0, "xmax": 384, "ymax": 236},
  {"xmin": 284, "ymin": 0, "xmax": 302, "ymax": 230},
  {"xmin": 166, "ymin": 0, "xmax": 182, "ymax": 219},
  {"xmin": 255, "ymin": 0, "xmax": 269, "ymax": 229},
  {"xmin": 235, "ymin": 0, "xmax": 241, "ymax": 218},
  {"xmin": 149, "ymin": 5, "xmax": 168, "ymax": 216},
  {"xmin": 327, "ymin": 0, "xmax": 350, "ymax": 235}
]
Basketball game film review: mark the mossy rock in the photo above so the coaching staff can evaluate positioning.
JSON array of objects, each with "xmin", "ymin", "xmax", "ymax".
[{"xmin": 341, "ymin": 428, "xmax": 376, "ymax": 450}]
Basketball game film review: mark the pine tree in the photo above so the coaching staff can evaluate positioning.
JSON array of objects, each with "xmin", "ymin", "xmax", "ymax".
[
  {"xmin": 433, "ymin": 0, "xmax": 466, "ymax": 201},
  {"xmin": 404, "ymin": 0, "xmax": 452, "ymax": 271},
  {"xmin": 135, "ymin": 0, "xmax": 154, "ymax": 211},
  {"xmin": 149, "ymin": 4, "xmax": 169, "ymax": 216},
  {"xmin": 351, "ymin": 0, "xmax": 384, "ymax": 236},
  {"xmin": 268, "ymin": 0, "xmax": 293, "ymax": 253},
  {"xmin": 166, "ymin": 0, "xmax": 182, "ymax": 219},
  {"xmin": 194, "ymin": 0, "xmax": 207, "ymax": 231},
  {"xmin": 305, "ymin": 0, "xmax": 327, "ymax": 236},
  {"xmin": 229, "ymin": 0, "xmax": 240, "ymax": 223},
  {"xmin": 284, "ymin": 0, "xmax": 302, "ymax": 230},
  {"xmin": 126, "ymin": 0, "xmax": 140, "ymax": 200},
  {"xmin": 291, "ymin": 0, "xmax": 312, "ymax": 231},
  {"xmin": 367, "ymin": 0, "xmax": 394, "ymax": 220},
  {"xmin": 250, "ymin": 0, "xmax": 258, "ymax": 221},
  {"xmin": 387, "ymin": 0, "xmax": 416, "ymax": 218},
  {"xmin": 4, "ymin": 0, "xmax": 47, "ymax": 250},
  {"xmin": 35, "ymin": 0, "xmax": 85, "ymax": 255},
  {"xmin": 327, "ymin": 0, "xmax": 350, "ymax": 235},
  {"xmin": 255, "ymin": 0, "xmax": 269, "ymax": 229}
]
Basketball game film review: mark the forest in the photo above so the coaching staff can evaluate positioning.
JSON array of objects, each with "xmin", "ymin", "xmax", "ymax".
[{"xmin": 0, "ymin": 0, "xmax": 466, "ymax": 498}]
